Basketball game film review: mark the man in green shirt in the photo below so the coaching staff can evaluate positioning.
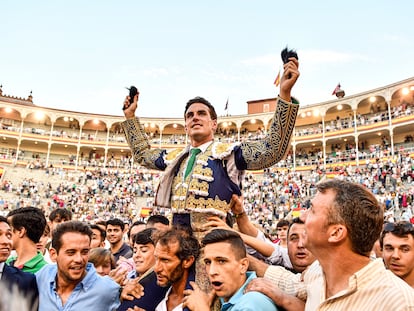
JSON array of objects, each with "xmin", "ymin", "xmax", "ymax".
[{"xmin": 7, "ymin": 207, "xmax": 48, "ymax": 273}]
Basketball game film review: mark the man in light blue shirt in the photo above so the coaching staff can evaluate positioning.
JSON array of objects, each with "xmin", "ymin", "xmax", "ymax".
[
  {"xmin": 182, "ymin": 229, "xmax": 278, "ymax": 311},
  {"xmin": 36, "ymin": 221, "xmax": 133, "ymax": 311}
]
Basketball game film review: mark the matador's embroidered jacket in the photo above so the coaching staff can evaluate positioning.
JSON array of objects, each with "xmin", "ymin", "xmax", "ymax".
[{"xmin": 121, "ymin": 96, "xmax": 299, "ymax": 217}]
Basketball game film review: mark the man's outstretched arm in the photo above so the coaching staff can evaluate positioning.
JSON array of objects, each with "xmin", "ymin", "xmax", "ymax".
[
  {"xmin": 237, "ymin": 57, "xmax": 300, "ymax": 170},
  {"xmin": 120, "ymin": 90, "xmax": 167, "ymax": 170}
]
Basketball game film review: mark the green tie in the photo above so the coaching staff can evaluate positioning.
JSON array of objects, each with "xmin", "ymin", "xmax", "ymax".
[{"xmin": 184, "ymin": 148, "xmax": 201, "ymax": 178}]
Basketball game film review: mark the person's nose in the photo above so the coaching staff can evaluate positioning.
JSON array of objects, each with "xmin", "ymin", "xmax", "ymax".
[
  {"xmin": 154, "ymin": 259, "xmax": 162, "ymax": 273},
  {"xmin": 207, "ymin": 262, "xmax": 219, "ymax": 277},
  {"xmin": 73, "ymin": 252, "xmax": 83, "ymax": 262},
  {"xmin": 298, "ymin": 237, "xmax": 305, "ymax": 248},
  {"xmin": 0, "ymin": 234, "xmax": 9, "ymax": 245},
  {"xmin": 192, "ymin": 112, "xmax": 201, "ymax": 121},
  {"xmin": 133, "ymin": 250, "xmax": 141, "ymax": 260},
  {"xmin": 391, "ymin": 248, "xmax": 401, "ymax": 259}
]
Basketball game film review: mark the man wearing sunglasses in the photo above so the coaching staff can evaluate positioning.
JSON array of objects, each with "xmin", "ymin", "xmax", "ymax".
[{"xmin": 380, "ymin": 221, "xmax": 414, "ymax": 288}]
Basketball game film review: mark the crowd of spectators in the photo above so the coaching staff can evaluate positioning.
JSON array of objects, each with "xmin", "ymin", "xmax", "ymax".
[
  {"xmin": 1, "ymin": 143, "xmax": 413, "ymax": 237},
  {"xmin": 0, "ymin": 167, "xmax": 159, "ymax": 223}
]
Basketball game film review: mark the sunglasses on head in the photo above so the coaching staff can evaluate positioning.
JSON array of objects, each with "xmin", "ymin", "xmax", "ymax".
[{"xmin": 383, "ymin": 222, "xmax": 414, "ymax": 234}]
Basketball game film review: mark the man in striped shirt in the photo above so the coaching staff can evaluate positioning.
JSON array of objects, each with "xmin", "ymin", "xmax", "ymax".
[{"xmin": 246, "ymin": 179, "xmax": 414, "ymax": 310}]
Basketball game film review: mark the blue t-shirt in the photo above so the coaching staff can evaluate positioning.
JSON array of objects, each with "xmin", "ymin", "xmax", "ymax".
[
  {"xmin": 220, "ymin": 271, "xmax": 278, "ymax": 311},
  {"xmin": 36, "ymin": 262, "xmax": 120, "ymax": 311}
]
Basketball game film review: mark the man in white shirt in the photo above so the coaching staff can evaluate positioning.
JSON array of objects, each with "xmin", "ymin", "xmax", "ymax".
[
  {"xmin": 246, "ymin": 179, "xmax": 414, "ymax": 310},
  {"xmin": 153, "ymin": 227, "xmax": 199, "ymax": 311}
]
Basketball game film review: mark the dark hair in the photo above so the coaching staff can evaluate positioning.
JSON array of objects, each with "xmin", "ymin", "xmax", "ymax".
[
  {"xmin": 379, "ymin": 221, "xmax": 414, "ymax": 249},
  {"xmin": 147, "ymin": 215, "xmax": 170, "ymax": 227},
  {"xmin": 317, "ymin": 179, "xmax": 383, "ymax": 256},
  {"xmin": 95, "ymin": 220, "xmax": 107, "ymax": 228},
  {"xmin": 89, "ymin": 247, "xmax": 115, "ymax": 269},
  {"xmin": 202, "ymin": 229, "xmax": 246, "ymax": 260},
  {"xmin": 128, "ymin": 220, "xmax": 146, "ymax": 239},
  {"xmin": 52, "ymin": 221, "xmax": 92, "ymax": 253},
  {"xmin": 134, "ymin": 227, "xmax": 157, "ymax": 245},
  {"xmin": 291, "ymin": 217, "xmax": 304, "ymax": 226},
  {"xmin": 7, "ymin": 207, "xmax": 46, "ymax": 243},
  {"xmin": 49, "ymin": 208, "xmax": 72, "ymax": 222},
  {"xmin": 43, "ymin": 223, "xmax": 50, "ymax": 236},
  {"xmin": 184, "ymin": 96, "xmax": 217, "ymax": 121},
  {"xmin": 106, "ymin": 218, "xmax": 125, "ymax": 231},
  {"xmin": 156, "ymin": 226, "xmax": 200, "ymax": 262},
  {"xmin": 0, "ymin": 216, "xmax": 8, "ymax": 225},
  {"xmin": 89, "ymin": 224, "xmax": 106, "ymax": 241},
  {"xmin": 287, "ymin": 217, "xmax": 304, "ymax": 236},
  {"xmin": 276, "ymin": 219, "xmax": 290, "ymax": 228}
]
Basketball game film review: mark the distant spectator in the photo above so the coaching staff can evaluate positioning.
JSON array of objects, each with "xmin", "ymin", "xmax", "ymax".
[
  {"xmin": 89, "ymin": 247, "xmax": 115, "ymax": 276},
  {"xmin": 106, "ymin": 218, "xmax": 133, "ymax": 263},
  {"xmin": 90, "ymin": 224, "xmax": 106, "ymax": 249},
  {"xmin": 36, "ymin": 223, "xmax": 52, "ymax": 263},
  {"xmin": 128, "ymin": 220, "xmax": 146, "ymax": 246},
  {"xmin": 49, "ymin": 208, "xmax": 72, "ymax": 234},
  {"xmin": 146, "ymin": 214, "xmax": 170, "ymax": 231}
]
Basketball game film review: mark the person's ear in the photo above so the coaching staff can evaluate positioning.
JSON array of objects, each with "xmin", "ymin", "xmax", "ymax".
[
  {"xmin": 240, "ymin": 257, "xmax": 249, "ymax": 274},
  {"xmin": 328, "ymin": 224, "xmax": 347, "ymax": 243},
  {"xmin": 50, "ymin": 248, "xmax": 58, "ymax": 261},
  {"xmin": 182, "ymin": 256, "xmax": 195, "ymax": 269},
  {"xmin": 211, "ymin": 119, "xmax": 218, "ymax": 132},
  {"xmin": 16, "ymin": 227, "xmax": 26, "ymax": 238}
]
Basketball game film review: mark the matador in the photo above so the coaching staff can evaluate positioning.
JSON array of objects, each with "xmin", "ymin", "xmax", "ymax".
[
  {"xmin": 120, "ymin": 57, "xmax": 300, "ymax": 308},
  {"xmin": 121, "ymin": 57, "xmax": 299, "ymax": 225}
]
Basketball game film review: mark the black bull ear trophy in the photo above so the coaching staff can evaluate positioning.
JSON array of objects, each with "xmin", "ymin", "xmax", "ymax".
[{"xmin": 281, "ymin": 47, "xmax": 298, "ymax": 79}]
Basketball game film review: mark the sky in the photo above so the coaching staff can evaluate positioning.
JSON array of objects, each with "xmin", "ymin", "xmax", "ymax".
[{"xmin": 1, "ymin": 1, "xmax": 413, "ymax": 118}]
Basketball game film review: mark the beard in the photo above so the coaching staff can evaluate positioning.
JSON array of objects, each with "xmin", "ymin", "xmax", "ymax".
[{"xmin": 165, "ymin": 263, "xmax": 185, "ymax": 287}]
